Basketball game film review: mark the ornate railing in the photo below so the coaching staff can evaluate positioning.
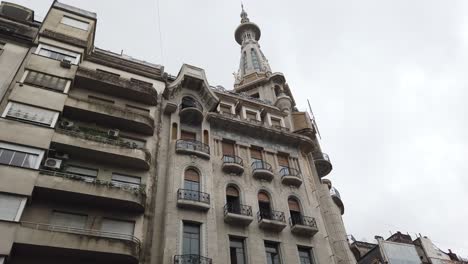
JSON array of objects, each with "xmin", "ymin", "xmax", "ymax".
[
  {"xmin": 39, "ymin": 169, "xmax": 146, "ymax": 195},
  {"xmin": 177, "ymin": 189, "xmax": 210, "ymax": 204},
  {"xmin": 313, "ymin": 152, "xmax": 330, "ymax": 162},
  {"xmin": 174, "ymin": 254, "xmax": 212, "ymax": 264},
  {"xmin": 180, "ymin": 98, "xmax": 203, "ymax": 112},
  {"xmin": 20, "ymin": 221, "xmax": 141, "ymax": 251},
  {"xmin": 279, "ymin": 167, "xmax": 302, "ymax": 178},
  {"xmin": 251, "ymin": 160, "xmax": 273, "ymax": 172},
  {"xmin": 289, "ymin": 215, "xmax": 318, "ymax": 229},
  {"xmin": 176, "ymin": 139, "xmax": 210, "ymax": 155},
  {"xmin": 222, "ymin": 155, "xmax": 243, "ymax": 166},
  {"xmin": 257, "ymin": 210, "xmax": 285, "ymax": 222},
  {"xmin": 224, "ymin": 203, "xmax": 252, "ymax": 217}
]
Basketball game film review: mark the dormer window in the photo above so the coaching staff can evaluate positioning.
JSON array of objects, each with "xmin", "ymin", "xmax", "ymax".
[
  {"xmin": 60, "ymin": 15, "xmax": 89, "ymax": 31},
  {"xmin": 271, "ymin": 117, "xmax": 282, "ymax": 127},
  {"xmin": 246, "ymin": 110, "xmax": 257, "ymax": 121},
  {"xmin": 219, "ymin": 103, "xmax": 232, "ymax": 114}
]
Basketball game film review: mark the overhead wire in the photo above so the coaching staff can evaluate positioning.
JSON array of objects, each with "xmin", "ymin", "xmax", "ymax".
[{"xmin": 155, "ymin": 0, "xmax": 164, "ymax": 64}]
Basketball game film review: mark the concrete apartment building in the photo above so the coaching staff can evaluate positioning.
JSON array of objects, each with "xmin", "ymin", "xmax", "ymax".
[{"xmin": 0, "ymin": 1, "xmax": 355, "ymax": 264}]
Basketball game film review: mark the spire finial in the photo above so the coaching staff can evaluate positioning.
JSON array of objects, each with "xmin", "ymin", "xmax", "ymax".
[{"xmin": 240, "ymin": 2, "xmax": 249, "ymax": 23}]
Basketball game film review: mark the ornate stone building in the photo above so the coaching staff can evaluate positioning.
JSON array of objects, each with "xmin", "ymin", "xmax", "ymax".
[{"xmin": 0, "ymin": 1, "xmax": 355, "ymax": 264}]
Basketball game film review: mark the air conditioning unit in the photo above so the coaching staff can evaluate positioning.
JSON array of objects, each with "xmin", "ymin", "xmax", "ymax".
[
  {"xmin": 44, "ymin": 158, "xmax": 62, "ymax": 170},
  {"xmin": 60, "ymin": 59, "xmax": 72, "ymax": 69},
  {"xmin": 108, "ymin": 129, "xmax": 119, "ymax": 138},
  {"xmin": 55, "ymin": 152, "xmax": 69, "ymax": 160},
  {"xmin": 60, "ymin": 120, "xmax": 74, "ymax": 129}
]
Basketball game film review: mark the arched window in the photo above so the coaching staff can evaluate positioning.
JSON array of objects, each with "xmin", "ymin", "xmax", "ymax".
[
  {"xmin": 184, "ymin": 168, "xmax": 200, "ymax": 191},
  {"xmin": 171, "ymin": 123, "xmax": 178, "ymax": 140},
  {"xmin": 226, "ymin": 185, "xmax": 241, "ymax": 214},
  {"xmin": 258, "ymin": 191, "xmax": 272, "ymax": 219},
  {"xmin": 251, "ymin": 48, "xmax": 261, "ymax": 71},
  {"xmin": 288, "ymin": 197, "xmax": 303, "ymax": 225}
]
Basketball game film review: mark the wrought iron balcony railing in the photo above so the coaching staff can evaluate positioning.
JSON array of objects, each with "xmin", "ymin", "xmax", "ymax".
[
  {"xmin": 176, "ymin": 139, "xmax": 210, "ymax": 155},
  {"xmin": 224, "ymin": 203, "xmax": 252, "ymax": 217},
  {"xmin": 222, "ymin": 155, "xmax": 243, "ymax": 166},
  {"xmin": 257, "ymin": 210, "xmax": 285, "ymax": 222},
  {"xmin": 312, "ymin": 151, "xmax": 330, "ymax": 162},
  {"xmin": 251, "ymin": 160, "xmax": 273, "ymax": 172},
  {"xmin": 177, "ymin": 189, "xmax": 210, "ymax": 204},
  {"xmin": 279, "ymin": 167, "xmax": 302, "ymax": 178},
  {"xmin": 289, "ymin": 215, "xmax": 318, "ymax": 228},
  {"xmin": 174, "ymin": 254, "xmax": 212, "ymax": 264},
  {"xmin": 330, "ymin": 187, "xmax": 341, "ymax": 199}
]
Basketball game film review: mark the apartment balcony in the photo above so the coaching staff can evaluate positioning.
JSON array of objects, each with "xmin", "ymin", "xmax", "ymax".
[
  {"xmin": 257, "ymin": 210, "xmax": 287, "ymax": 232},
  {"xmin": 223, "ymin": 203, "xmax": 253, "ymax": 226},
  {"xmin": 63, "ymin": 96, "xmax": 155, "ymax": 135},
  {"xmin": 330, "ymin": 187, "xmax": 345, "ymax": 215},
  {"xmin": 289, "ymin": 215, "xmax": 319, "ymax": 237},
  {"xmin": 52, "ymin": 128, "xmax": 151, "ymax": 170},
  {"xmin": 177, "ymin": 189, "xmax": 210, "ymax": 211},
  {"xmin": 15, "ymin": 222, "xmax": 140, "ymax": 263},
  {"xmin": 222, "ymin": 155, "xmax": 244, "ymax": 175},
  {"xmin": 280, "ymin": 167, "xmax": 303, "ymax": 187},
  {"xmin": 179, "ymin": 100, "xmax": 203, "ymax": 125},
  {"xmin": 251, "ymin": 160, "xmax": 274, "ymax": 181},
  {"xmin": 175, "ymin": 139, "xmax": 210, "ymax": 160},
  {"xmin": 313, "ymin": 152, "xmax": 332, "ymax": 177},
  {"xmin": 36, "ymin": 169, "xmax": 145, "ymax": 212},
  {"xmin": 74, "ymin": 67, "xmax": 158, "ymax": 105},
  {"xmin": 174, "ymin": 254, "xmax": 212, "ymax": 264}
]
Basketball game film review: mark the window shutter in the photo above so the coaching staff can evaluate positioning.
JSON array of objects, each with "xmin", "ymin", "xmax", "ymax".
[
  {"xmin": 181, "ymin": 131, "xmax": 196, "ymax": 140},
  {"xmin": 222, "ymin": 142, "xmax": 235, "ymax": 155},
  {"xmin": 250, "ymin": 148, "xmax": 262, "ymax": 160},
  {"xmin": 226, "ymin": 186, "xmax": 239, "ymax": 197},
  {"xmin": 258, "ymin": 192, "xmax": 270, "ymax": 202},
  {"xmin": 101, "ymin": 218, "xmax": 135, "ymax": 236},
  {"xmin": 288, "ymin": 198, "xmax": 300, "ymax": 212},
  {"xmin": 184, "ymin": 169, "xmax": 200, "ymax": 182},
  {"xmin": 277, "ymin": 155, "xmax": 289, "ymax": 167},
  {"xmin": 6, "ymin": 102, "xmax": 57, "ymax": 126},
  {"xmin": 0, "ymin": 193, "xmax": 23, "ymax": 221},
  {"xmin": 111, "ymin": 173, "xmax": 141, "ymax": 185},
  {"xmin": 51, "ymin": 211, "xmax": 87, "ymax": 229}
]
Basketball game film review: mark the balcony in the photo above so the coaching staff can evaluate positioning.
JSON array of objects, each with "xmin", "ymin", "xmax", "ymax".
[
  {"xmin": 330, "ymin": 187, "xmax": 344, "ymax": 215},
  {"xmin": 74, "ymin": 67, "xmax": 158, "ymax": 105},
  {"xmin": 15, "ymin": 222, "xmax": 140, "ymax": 263},
  {"xmin": 52, "ymin": 128, "xmax": 151, "ymax": 170},
  {"xmin": 313, "ymin": 152, "xmax": 332, "ymax": 177},
  {"xmin": 280, "ymin": 167, "xmax": 303, "ymax": 187},
  {"xmin": 175, "ymin": 139, "xmax": 210, "ymax": 160},
  {"xmin": 36, "ymin": 169, "xmax": 145, "ymax": 212},
  {"xmin": 223, "ymin": 203, "xmax": 253, "ymax": 226},
  {"xmin": 177, "ymin": 189, "xmax": 210, "ymax": 211},
  {"xmin": 179, "ymin": 99, "xmax": 203, "ymax": 125},
  {"xmin": 257, "ymin": 210, "xmax": 287, "ymax": 232},
  {"xmin": 289, "ymin": 215, "xmax": 319, "ymax": 237},
  {"xmin": 63, "ymin": 96, "xmax": 155, "ymax": 135},
  {"xmin": 222, "ymin": 155, "xmax": 244, "ymax": 175},
  {"xmin": 251, "ymin": 160, "xmax": 274, "ymax": 181},
  {"xmin": 174, "ymin": 255, "xmax": 212, "ymax": 264}
]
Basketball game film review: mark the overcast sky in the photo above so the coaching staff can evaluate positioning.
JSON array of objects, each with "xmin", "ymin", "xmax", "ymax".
[{"xmin": 13, "ymin": 0, "xmax": 468, "ymax": 257}]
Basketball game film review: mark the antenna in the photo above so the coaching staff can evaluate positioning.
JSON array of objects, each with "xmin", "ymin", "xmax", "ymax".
[{"xmin": 307, "ymin": 99, "xmax": 321, "ymax": 139}]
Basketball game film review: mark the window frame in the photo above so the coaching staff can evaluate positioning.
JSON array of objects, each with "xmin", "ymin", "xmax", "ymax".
[
  {"xmin": 100, "ymin": 217, "xmax": 136, "ymax": 237},
  {"xmin": 64, "ymin": 165, "xmax": 98, "ymax": 182},
  {"xmin": 182, "ymin": 221, "xmax": 201, "ymax": 256},
  {"xmin": 51, "ymin": 210, "xmax": 88, "ymax": 229},
  {"xmin": 243, "ymin": 107, "xmax": 260, "ymax": 121},
  {"xmin": 35, "ymin": 44, "xmax": 81, "ymax": 65},
  {"xmin": 2, "ymin": 101, "xmax": 60, "ymax": 128},
  {"xmin": 229, "ymin": 236, "xmax": 247, "ymax": 264},
  {"xmin": 111, "ymin": 173, "xmax": 142, "ymax": 188},
  {"xmin": 268, "ymin": 114, "xmax": 284, "ymax": 127},
  {"xmin": 60, "ymin": 15, "xmax": 89, "ymax": 31},
  {"xmin": 20, "ymin": 70, "xmax": 71, "ymax": 93},
  {"xmin": 0, "ymin": 142, "xmax": 44, "ymax": 169},
  {"xmin": 264, "ymin": 241, "xmax": 282, "ymax": 264},
  {"xmin": 298, "ymin": 247, "xmax": 315, "ymax": 264},
  {"xmin": 219, "ymin": 102, "xmax": 234, "ymax": 114},
  {"xmin": 0, "ymin": 192, "xmax": 27, "ymax": 222}
]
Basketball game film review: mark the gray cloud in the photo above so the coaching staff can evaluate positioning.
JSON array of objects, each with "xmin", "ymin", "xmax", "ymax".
[{"xmin": 13, "ymin": 0, "xmax": 468, "ymax": 256}]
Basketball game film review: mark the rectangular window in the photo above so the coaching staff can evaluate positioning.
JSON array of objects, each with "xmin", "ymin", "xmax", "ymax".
[
  {"xmin": 298, "ymin": 247, "xmax": 315, "ymax": 264},
  {"xmin": 220, "ymin": 104, "xmax": 232, "ymax": 114},
  {"xmin": 101, "ymin": 218, "xmax": 135, "ymax": 238},
  {"xmin": 23, "ymin": 70, "xmax": 70, "ymax": 92},
  {"xmin": 36, "ymin": 44, "xmax": 80, "ymax": 64},
  {"xmin": 230, "ymin": 237, "xmax": 246, "ymax": 264},
  {"xmin": 126, "ymin": 104, "xmax": 150, "ymax": 113},
  {"xmin": 0, "ymin": 142, "xmax": 44, "ymax": 169},
  {"xmin": 61, "ymin": 16, "xmax": 89, "ymax": 31},
  {"xmin": 250, "ymin": 148, "xmax": 262, "ymax": 162},
  {"xmin": 88, "ymin": 95, "xmax": 115, "ymax": 104},
  {"xmin": 51, "ymin": 211, "xmax": 87, "ymax": 229},
  {"xmin": 0, "ymin": 193, "xmax": 27, "ymax": 222},
  {"xmin": 65, "ymin": 165, "xmax": 98, "ymax": 182},
  {"xmin": 277, "ymin": 154, "xmax": 289, "ymax": 169},
  {"xmin": 111, "ymin": 173, "xmax": 141, "ymax": 188},
  {"xmin": 183, "ymin": 223, "xmax": 200, "ymax": 255},
  {"xmin": 121, "ymin": 136, "xmax": 145, "ymax": 149},
  {"xmin": 271, "ymin": 117, "xmax": 282, "ymax": 127},
  {"xmin": 222, "ymin": 141, "xmax": 235, "ymax": 156},
  {"xmin": 246, "ymin": 110, "xmax": 257, "ymax": 121},
  {"xmin": 2, "ymin": 102, "xmax": 59, "ymax": 127},
  {"xmin": 265, "ymin": 242, "xmax": 281, "ymax": 264}
]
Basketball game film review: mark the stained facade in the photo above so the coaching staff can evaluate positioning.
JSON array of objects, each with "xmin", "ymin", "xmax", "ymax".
[{"xmin": 0, "ymin": 1, "xmax": 355, "ymax": 264}]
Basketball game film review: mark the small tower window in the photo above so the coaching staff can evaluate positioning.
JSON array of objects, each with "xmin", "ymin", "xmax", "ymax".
[
  {"xmin": 251, "ymin": 48, "xmax": 261, "ymax": 71},
  {"xmin": 242, "ymin": 51, "xmax": 248, "ymax": 74}
]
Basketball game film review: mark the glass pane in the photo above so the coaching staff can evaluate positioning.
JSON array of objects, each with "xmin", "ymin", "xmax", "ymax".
[
  {"xmin": 0, "ymin": 193, "xmax": 23, "ymax": 221},
  {"xmin": 22, "ymin": 154, "xmax": 37, "ymax": 168},
  {"xmin": 0, "ymin": 149, "xmax": 14, "ymax": 165},
  {"xmin": 183, "ymin": 223, "xmax": 200, "ymax": 255},
  {"xmin": 10, "ymin": 152, "xmax": 26, "ymax": 167}
]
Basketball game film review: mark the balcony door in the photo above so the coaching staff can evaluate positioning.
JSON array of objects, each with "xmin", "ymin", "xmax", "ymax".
[
  {"xmin": 223, "ymin": 141, "xmax": 235, "ymax": 162},
  {"xmin": 277, "ymin": 155, "xmax": 289, "ymax": 173},
  {"xmin": 183, "ymin": 223, "xmax": 200, "ymax": 256},
  {"xmin": 226, "ymin": 186, "xmax": 240, "ymax": 214},
  {"xmin": 184, "ymin": 169, "xmax": 200, "ymax": 201},
  {"xmin": 258, "ymin": 192, "xmax": 271, "ymax": 219},
  {"xmin": 288, "ymin": 198, "xmax": 302, "ymax": 225}
]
